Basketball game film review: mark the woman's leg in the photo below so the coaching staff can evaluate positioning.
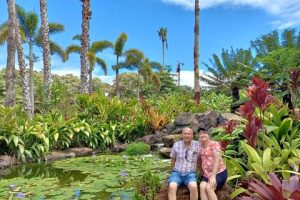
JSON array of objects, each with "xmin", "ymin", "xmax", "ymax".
[
  {"xmin": 205, "ymin": 183, "xmax": 218, "ymax": 200},
  {"xmin": 199, "ymin": 181, "xmax": 208, "ymax": 200}
]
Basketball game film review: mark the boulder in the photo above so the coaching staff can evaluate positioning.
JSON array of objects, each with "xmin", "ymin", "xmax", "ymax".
[
  {"xmin": 174, "ymin": 112, "xmax": 197, "ymax": 126},
  {"xmin": 111, "ymin": 143, "xmax": 127, "ymax": 153},
  {"xmin": 137, "ymin": 134, "xmax": 162, "ymax": 145},
  {"xmin": 195, "ymin": 111, "xmax": 224, "ymax": 130},
  {"xmin": 46, "ymin": 151, "xmax": 75, "ymax": 161},
  {"xmin": 165, "ymin": 123, "xmax": 176, "ymax": 134},
  {"xmin": 221, "ymin": 113, "xmax": 243, "ymax": 122},
  {"xmin": 158, "ymin": 182, "xmax": 233, "ymax": 200},
  {"xmin": 66, "ymin": 147, "xmax": 93, "ymax": 157},
  {"xmin": 162, "ymin": 134, "xmax": 182, "ymax": 147},
  {"xmin": 0, "ymin": 155, "xmax": 17, "ymax": 168},
  {"xmin": 159, "ymin": 147, "xmax": 172, "ymax": 158}
]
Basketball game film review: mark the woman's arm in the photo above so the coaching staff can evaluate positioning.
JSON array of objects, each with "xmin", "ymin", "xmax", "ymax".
[{"xmin": 211, "ymin": 152, "xmax": 221, "ymax": 177}]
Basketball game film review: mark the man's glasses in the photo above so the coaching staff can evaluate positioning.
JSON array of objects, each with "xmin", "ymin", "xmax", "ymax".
[{"xmin": 185, "ymin": 149, "xmax": 189, "ymax": 161}]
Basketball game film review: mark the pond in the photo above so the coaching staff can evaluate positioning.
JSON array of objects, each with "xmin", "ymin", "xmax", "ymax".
[{"xmin": 0, "ymin": 154, "xmax": 170, "ymax": 200}]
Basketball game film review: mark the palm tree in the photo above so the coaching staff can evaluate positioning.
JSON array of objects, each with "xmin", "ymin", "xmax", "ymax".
[
  {"xmin": 66, "ymin": 35, "xmax": 112, "ymax": 94},
  {"xmin": 158, "ymin": 27, "xmax": 168, "ymax": 67},
  {"xmin": 114, "ymin": 32, "xmax": 128, "ymax": 98},
  {"xmin": 194, "ymin": 0, "xmax": 200, "ymax": 105},
  {"xmin": 115, "ymin": 49, "xmax": 162, "ymax": 98},
  {"xmin": 16, "ymin": 6, "xmax": 65, "ymax": 114},
  {"xmin": 5, "ymin": 0, "xmax": 16, "ymax": 107},
  {"xmin": 80, "ymin": 0, "xmax": 91, "ymax": 94},
  {"xmin": 202, "ymin": 48, "xmax": 256, "ymax": 112},
  {"xmin": 39, "ymin": 0, "xmax": 52, "ymax": 103},
  {"xmin": 251, "ymin": 29, "xmax": 300, "ymax": 109},
  {"xmin": 13, "ymin": 3, "xmax": 32, "ymax": 118}
]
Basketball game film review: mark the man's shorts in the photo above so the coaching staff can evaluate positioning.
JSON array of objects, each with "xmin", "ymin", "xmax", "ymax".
[{"xmin": 168, "ymin": 171, "xmax": 197, "ymax": 186}]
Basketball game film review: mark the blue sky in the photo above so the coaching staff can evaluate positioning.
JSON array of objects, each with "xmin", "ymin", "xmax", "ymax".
[{"xmin": 0, "ymin": 0, "xmax": 300, "ymax": 87}]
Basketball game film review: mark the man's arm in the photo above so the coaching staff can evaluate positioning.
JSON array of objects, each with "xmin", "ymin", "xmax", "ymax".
[{"xmin": 170, "ymin": 157, "xmax": 176, "ymax": 171}]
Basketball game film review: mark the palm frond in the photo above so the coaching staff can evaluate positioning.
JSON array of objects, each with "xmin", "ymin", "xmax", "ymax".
[
  {"xmin": 96, "ymin": 57, "xmax": 107, "ymax": 75},
  {"xmin": 72, "ymin": 34, "xmax": 81, "ymax": 41},
  {"xmin": 114, "ymin": 32, "xmax": 128, "ymax": 57},
  {"xmin": 0, "ymin": 23, "xmax": 8, "ymax": 45},
  {"xmin": 48, "ymin": 23, "xmax": 64, "ymax": 35},
  {"xmin": 65, "ymin": 45, "xmax": 81, "ymax": 60},
  {"xmin": 281, "ymin": 28, "xmax": 296, "ymax": 48},
  {"xmin": 50, "ymin": 41, "xmax": 66, "ymax": 62},
  {"xmin": 124, "ymin": 48, "xmax": 144, "ymax": 69},
  {"xmin": 90, "ymin": 40, "xmax": 113, "ymax": 53},
  {"xmin": 87, "ymin": 52, "xmax": 96, "ymax": 71}
]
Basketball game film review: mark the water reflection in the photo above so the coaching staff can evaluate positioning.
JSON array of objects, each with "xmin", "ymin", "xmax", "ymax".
[{"xmin": 0, "ymin": 163, "xmax": 89, "ymax": 185}]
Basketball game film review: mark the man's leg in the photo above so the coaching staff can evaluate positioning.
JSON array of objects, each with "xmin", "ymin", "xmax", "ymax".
[
  {"xmin": 168, "ymin": 171, "xmax": 182, "ymax": 200},
  {"xmin": 168, "ymin": 182, "xmax": 178, "ymax": 200},
  {"xmin": 187, "ymin": 181, "xmax": 198, "ymax": 200},
  {"xmin": 199, "ymin": 181, "xmax": 208, "ymax": 200}
]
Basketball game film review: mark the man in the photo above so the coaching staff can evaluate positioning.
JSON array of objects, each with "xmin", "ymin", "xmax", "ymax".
[{"xmin": 168, "ymin": 127, "xmax": 200, "ymax": 200}]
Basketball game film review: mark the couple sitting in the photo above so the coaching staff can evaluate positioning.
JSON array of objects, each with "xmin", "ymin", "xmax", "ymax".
[{"xmin": 168, "ymin": 127, "xmax": 227, "ymax": 200}]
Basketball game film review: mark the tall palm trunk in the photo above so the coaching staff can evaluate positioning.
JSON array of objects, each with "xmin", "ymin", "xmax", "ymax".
[
  {"xmin": 162, "ymin": 41, "xmax": 165, "ymax": 67},
  {"xmin": 88, "ymin": 67, "xmax": 93, "ymax": 94},
  {"xmin": 80, "ymin": 0, "xmax": 91, "ymax": 94},
  {"xmin": 193, "ymin": 0, "xmax": 200, "ymax": 105},
  {"xmin": 5, "ymin": 0, "xmax": 16, "ymax": 107},
  {"xmin": 39, "ymin": 0, "xmax": 52, "ymax": 102},
  {"xmin": 14, "ymin": 5, "xmax": 32, "ymax": 118},
  {"xmin": 29, "ymin": 39, "xmax": 34, "ymax": 113},
  {"xmin": 116, "ymin": 56, "xmax": 120, "ymax": 98}
]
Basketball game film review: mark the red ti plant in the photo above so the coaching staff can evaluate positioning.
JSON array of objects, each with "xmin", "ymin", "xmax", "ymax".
[
  {"xmin": 247, "ymin": 77, "xmax": 275, "ymax": 112},
  {"xmin": 220, "ymin": 120, "xmax": 240, "ymax": 150},
  {"xmin": 240, "ymin": 173, "xmax": 300, "ymax": 200},
  {"xmin": 239, "ymin": 77, "xmax": 274, "ymax": 147}
]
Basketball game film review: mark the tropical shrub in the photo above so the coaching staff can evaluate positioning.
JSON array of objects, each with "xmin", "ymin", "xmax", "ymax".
[
  {"xmin": 133, "ymin": 172, "xmax": 161, "ymax": 200},
  {"xmin": 239, "ymin": 173, "xmax": 300, "ymax": 200},
  {"xmin": 124, "ymin": 142, "xmax": 150, "ymax": 156}
]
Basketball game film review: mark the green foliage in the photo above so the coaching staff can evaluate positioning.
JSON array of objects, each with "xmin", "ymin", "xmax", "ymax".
[
  {"xmin": 201, "ymin": 91, "xmax": 232, "ymax": 112},
  {"xmin": 125, "ymin": 142, "xmax": 150, "ymax": 156},
  {"xmin": 133, "ymin": 172, "xmax": 161, "ymax": 200}
]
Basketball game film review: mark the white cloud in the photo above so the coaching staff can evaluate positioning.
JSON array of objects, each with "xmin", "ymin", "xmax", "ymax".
[{"xmin": 160, "ymin": 0, "xmax": 300, "ymax": 29}]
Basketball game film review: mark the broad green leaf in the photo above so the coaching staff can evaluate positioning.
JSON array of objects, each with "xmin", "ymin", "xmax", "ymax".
[{"xmin": 230, "ymin": 188, "xmax": 247, "ymax": 199}]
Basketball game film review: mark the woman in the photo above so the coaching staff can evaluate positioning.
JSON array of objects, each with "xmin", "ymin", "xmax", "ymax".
[{"xmin": 198, "ymin": 127, "xmax": 227, "ymax": 200}]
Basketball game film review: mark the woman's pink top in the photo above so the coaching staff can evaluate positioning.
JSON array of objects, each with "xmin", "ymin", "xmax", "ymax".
[{"xmin": 200, "ymin": 140, "xmax": 226, "ymax": 178}]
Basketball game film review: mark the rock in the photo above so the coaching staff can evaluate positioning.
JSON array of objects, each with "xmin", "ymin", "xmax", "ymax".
[
  {"xmin": 0, "ymin": 155, "xmax": 17, "ymax": 168},
  {"xmin": 111, "ymin": 143, "xmax": 127, "ymax": 153},
  {"xmin": 46, "ymin": 151, "xmax": 75, "ymax": 161},
  {"xmin": 161, "ymin": 129, "xmax": 168, "ymax": 134},
  {"xmin": 158, "ymin": 181, "xmax": 233, "ymax": 200},
  {"xmin": 174, "ymin": 112, "xmax": 197, "ymax": 126},
  {"xmin": 221, "ymin": 113, "xmax": 243, "ymax": 122},
  {"xmin": 159, "ymin": 147, "xmax": 172, "ymax": 158},
  {"xmin": 151, "ymin": 143, "xmax": 164, "ymax": 151},
  {"xmin": 137, "ymin": 134, "xmax": 162, "ymax": 145},
  {"xmin": 66, "ymin": 147, "xmax": 93, "ymax": 157},
  {"xmin": 165, "ymin": 123, "xmax": 176, "ymax": 134},
  {"xmin": 195, "ymin": 111, "xmax": 223, "ymax": 130},
  {"xmin": 162, "ymin": 134, "xmax": 182, "ymax": 147}
]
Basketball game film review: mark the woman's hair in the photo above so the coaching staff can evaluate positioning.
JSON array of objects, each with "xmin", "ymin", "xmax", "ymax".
[{"xmin": 197, "ymin": 127, "xmax": 208, "ymax": 133}]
